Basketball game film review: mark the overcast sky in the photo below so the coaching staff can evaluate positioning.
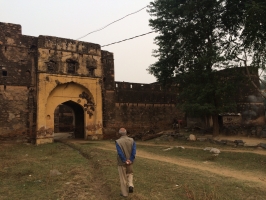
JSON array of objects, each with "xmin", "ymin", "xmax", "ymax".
[{"xmin": 1, "ymin": 0, "xmax": 157, "ymax": 83}]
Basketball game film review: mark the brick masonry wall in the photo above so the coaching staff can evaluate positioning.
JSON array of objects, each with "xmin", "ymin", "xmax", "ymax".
[
  {"xmin": 102, "ymin": 81, "xmax": 183, "ymax": 139},
  {"xmin": 0, "ymin": 85, "xmax": 29, "ymax": 140},
  {"xmin": 0, "ymin": 22, "xmax": 37, "ymax": 141}
]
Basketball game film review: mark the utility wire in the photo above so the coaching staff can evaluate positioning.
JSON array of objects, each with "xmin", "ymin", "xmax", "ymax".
[
  {"xmin": 101, "ymin": 31, "xmax": 156, "ymax": 47},
  {"xmin": 76, "ymin": 6, "xmax": 147, "ymax": 40},
  {"xmin": 35, "ymin": 31, "xmax": 156, "ymax": 63}
]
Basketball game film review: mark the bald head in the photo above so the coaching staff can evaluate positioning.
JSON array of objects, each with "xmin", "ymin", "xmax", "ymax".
[{"xmin": 119, "ymin": 128, "xmax": 127, "ymax": 136}]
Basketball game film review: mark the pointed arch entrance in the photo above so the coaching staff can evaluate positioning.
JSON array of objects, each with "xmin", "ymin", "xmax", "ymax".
[
  {"xmin": 45, "ymin": 82, "xmax": 93, "ymax": 140},
  {"xmin": 54, "ymin": 101, "xmax": 85, "ymax": 138}
]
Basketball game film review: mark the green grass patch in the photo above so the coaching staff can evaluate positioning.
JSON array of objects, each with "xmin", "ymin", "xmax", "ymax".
[{"xmin": 137, "ymin": 143, "xmax": 266, "ymax": 173}]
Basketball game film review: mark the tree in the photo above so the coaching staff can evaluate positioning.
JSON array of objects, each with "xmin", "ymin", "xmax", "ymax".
[{"xmin": 148, "ymin": 0, "xmax": 266, "ymax": 135}]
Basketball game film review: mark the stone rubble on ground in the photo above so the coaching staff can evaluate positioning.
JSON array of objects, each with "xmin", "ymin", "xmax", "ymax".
[
  {"xmin": 163, "ymin": 147, "xmax": 174, "ymax": 151},
  {"xmin": 210, "ymin": 148, "xmax": 221, "ymax": 154},
  {"xmin": 204, "ymin": 147, "xmax": 221, "ymax": 154},
  {"xmin": 188, "ymin": 134, "xmax": 196, "ymax": 141}
]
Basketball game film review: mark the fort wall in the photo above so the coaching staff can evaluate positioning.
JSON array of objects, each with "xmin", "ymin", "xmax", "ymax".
[{"xmin": 0, "ymin": 22, "xmax": 265, "ymax": 142}]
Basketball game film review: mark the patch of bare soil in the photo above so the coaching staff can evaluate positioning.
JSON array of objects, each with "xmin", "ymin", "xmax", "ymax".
[{"xmin": 93, "ymin": 141, "xmax": 266, "ymax": 188}]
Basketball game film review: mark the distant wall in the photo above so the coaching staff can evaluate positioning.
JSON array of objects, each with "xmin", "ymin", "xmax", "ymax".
[
  {"xmin": 102, "ymin": 80, "xmax": 183, "ymax": 139},
  {"xmin": 218, "ymin": 67, "xmax": 265, "ymax": 125},
  {"xmin": 186, "ymin": 68, "xmax": 265, "ymax": 129}
]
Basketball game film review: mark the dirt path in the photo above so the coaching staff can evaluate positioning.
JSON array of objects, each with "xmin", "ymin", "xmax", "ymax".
[
  {"xmin": 90, "ymin": 141, "xmax": 266, "ymax": 188},
  {"xmin": 136, "ymin": 141, "xmax": 266, "ymax": 155}
]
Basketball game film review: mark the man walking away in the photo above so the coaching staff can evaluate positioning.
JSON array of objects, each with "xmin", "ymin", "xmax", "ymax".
[{"xmin": 115, "ymin": 128, "xmax": 136, "ymax": 197}]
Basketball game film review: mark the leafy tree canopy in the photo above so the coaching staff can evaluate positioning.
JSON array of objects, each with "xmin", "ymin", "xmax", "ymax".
[{"xmin": 148, "ymin": 0, "xmax": 266, "ymax": 132}]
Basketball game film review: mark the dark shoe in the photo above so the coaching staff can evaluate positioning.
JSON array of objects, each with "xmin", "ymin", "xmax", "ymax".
[{"xmin": 129, "ymin": 186, "xmax": 134, "ymax": 193}]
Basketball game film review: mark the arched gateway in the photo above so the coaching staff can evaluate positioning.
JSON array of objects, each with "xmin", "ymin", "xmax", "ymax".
[
  {"xmin": 36, "ymin": 77, "xmax": 103, "ymax": 145},
  {"xmin": 46, "ymin": 82, "xmax": 95, "ymax": 138}
]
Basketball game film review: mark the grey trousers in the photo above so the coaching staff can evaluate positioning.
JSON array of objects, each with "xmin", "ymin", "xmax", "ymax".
[{"xmin": 118, "ymin": 165, "xmax": 134, "ymax": 196}]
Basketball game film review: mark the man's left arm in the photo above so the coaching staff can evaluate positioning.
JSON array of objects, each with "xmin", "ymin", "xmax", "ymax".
[
  {"xmin": 115, "ymin": 142, "xmax": 127, "ymax": 162},
  {"xmin": 129, "ymin": 141, "xmax": 136, "ymax": 162}
]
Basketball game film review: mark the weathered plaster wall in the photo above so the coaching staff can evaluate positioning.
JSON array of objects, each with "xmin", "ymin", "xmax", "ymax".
[
  {"xmin": 37, "ymin": 36, "xmax": 101, "ymax": 77},
  {"xmin": 36, "ymin": 36, "xmax": 103, "ymax": 144},
  {"xmin": 36, "ymin": 75, "xmax": 103, "ymax": 144}
]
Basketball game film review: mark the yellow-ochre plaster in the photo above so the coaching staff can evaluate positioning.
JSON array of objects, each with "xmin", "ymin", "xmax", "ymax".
[{"xmin": 36, "ymin": 74, "xmax": 103, "ymax": 144}]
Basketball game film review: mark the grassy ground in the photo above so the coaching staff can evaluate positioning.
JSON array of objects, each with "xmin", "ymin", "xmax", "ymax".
[
  {"xmin": 136, "ymin": 142, "xmax": 266, "ymax": 172},
  {"xmin": 0, "ymin": 142, "xmax": 110, "ymax": 200},
  {"xmin": 0, "ymin": 139, "xmax": 266, "ymax": 200}
]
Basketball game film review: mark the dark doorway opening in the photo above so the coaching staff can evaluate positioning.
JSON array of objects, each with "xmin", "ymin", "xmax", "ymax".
[{"xmin": 54, "ymin": 101, "xmax": 84, "ymax": 139}]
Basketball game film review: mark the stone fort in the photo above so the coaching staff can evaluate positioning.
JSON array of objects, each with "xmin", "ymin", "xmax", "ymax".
[{"xmin": 0, "ymin": 22, "xmax": 264, "ymax": 144}]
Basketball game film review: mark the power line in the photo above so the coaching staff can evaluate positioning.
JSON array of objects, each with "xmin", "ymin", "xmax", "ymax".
[
  {"xmin": 76, "ymin": 6, "xmax": 147, "ymax": 40},
  {"xmin": 35, "ymin": 31, "xmax": 156, "ymax": 63},
  {"xmin": 101, "ymin": 31, "xmax": 156, "ymax": 47},
  {"xmin": 36, "ymin": 31, "xmax": 156, "ymax": 62}
]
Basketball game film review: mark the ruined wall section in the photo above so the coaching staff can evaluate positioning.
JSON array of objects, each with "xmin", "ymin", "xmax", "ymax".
[
  {"xmin": 101, "ymin": 50, "xmax": 116, "ymax": 135},
  {"xmin": 103, "ymin": 81, "xmax": 182, "ymax": 138},
  {"xmin": 0, "ymin": 22, "xmax": 37, "ymax": 141}
]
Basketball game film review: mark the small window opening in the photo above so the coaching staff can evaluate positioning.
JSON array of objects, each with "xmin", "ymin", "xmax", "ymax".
[
  {"xmin": 46, "ymin": 61, "xmax": 56, "ymax": 72},
  {"xmin": 116, "ymin": 83, "xmax": 118, "ymax": 88},
  {"xmin": 4, "ymin": 85, "xmax": 6, "ymax": 90},
  {"xmin": 89, "ymin": 68, "xmax": 94, "ymax": 76},
  {"xmin": 66, "ymin": 59, "xmax": 78, "ymax": 74},
  {"xmin": 2, "ymin": 70, "xmax": 7, "ymax": 76},
  {"xmin": 130, "ymin": 84, "xmax": 132, "ymax": 89}
]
